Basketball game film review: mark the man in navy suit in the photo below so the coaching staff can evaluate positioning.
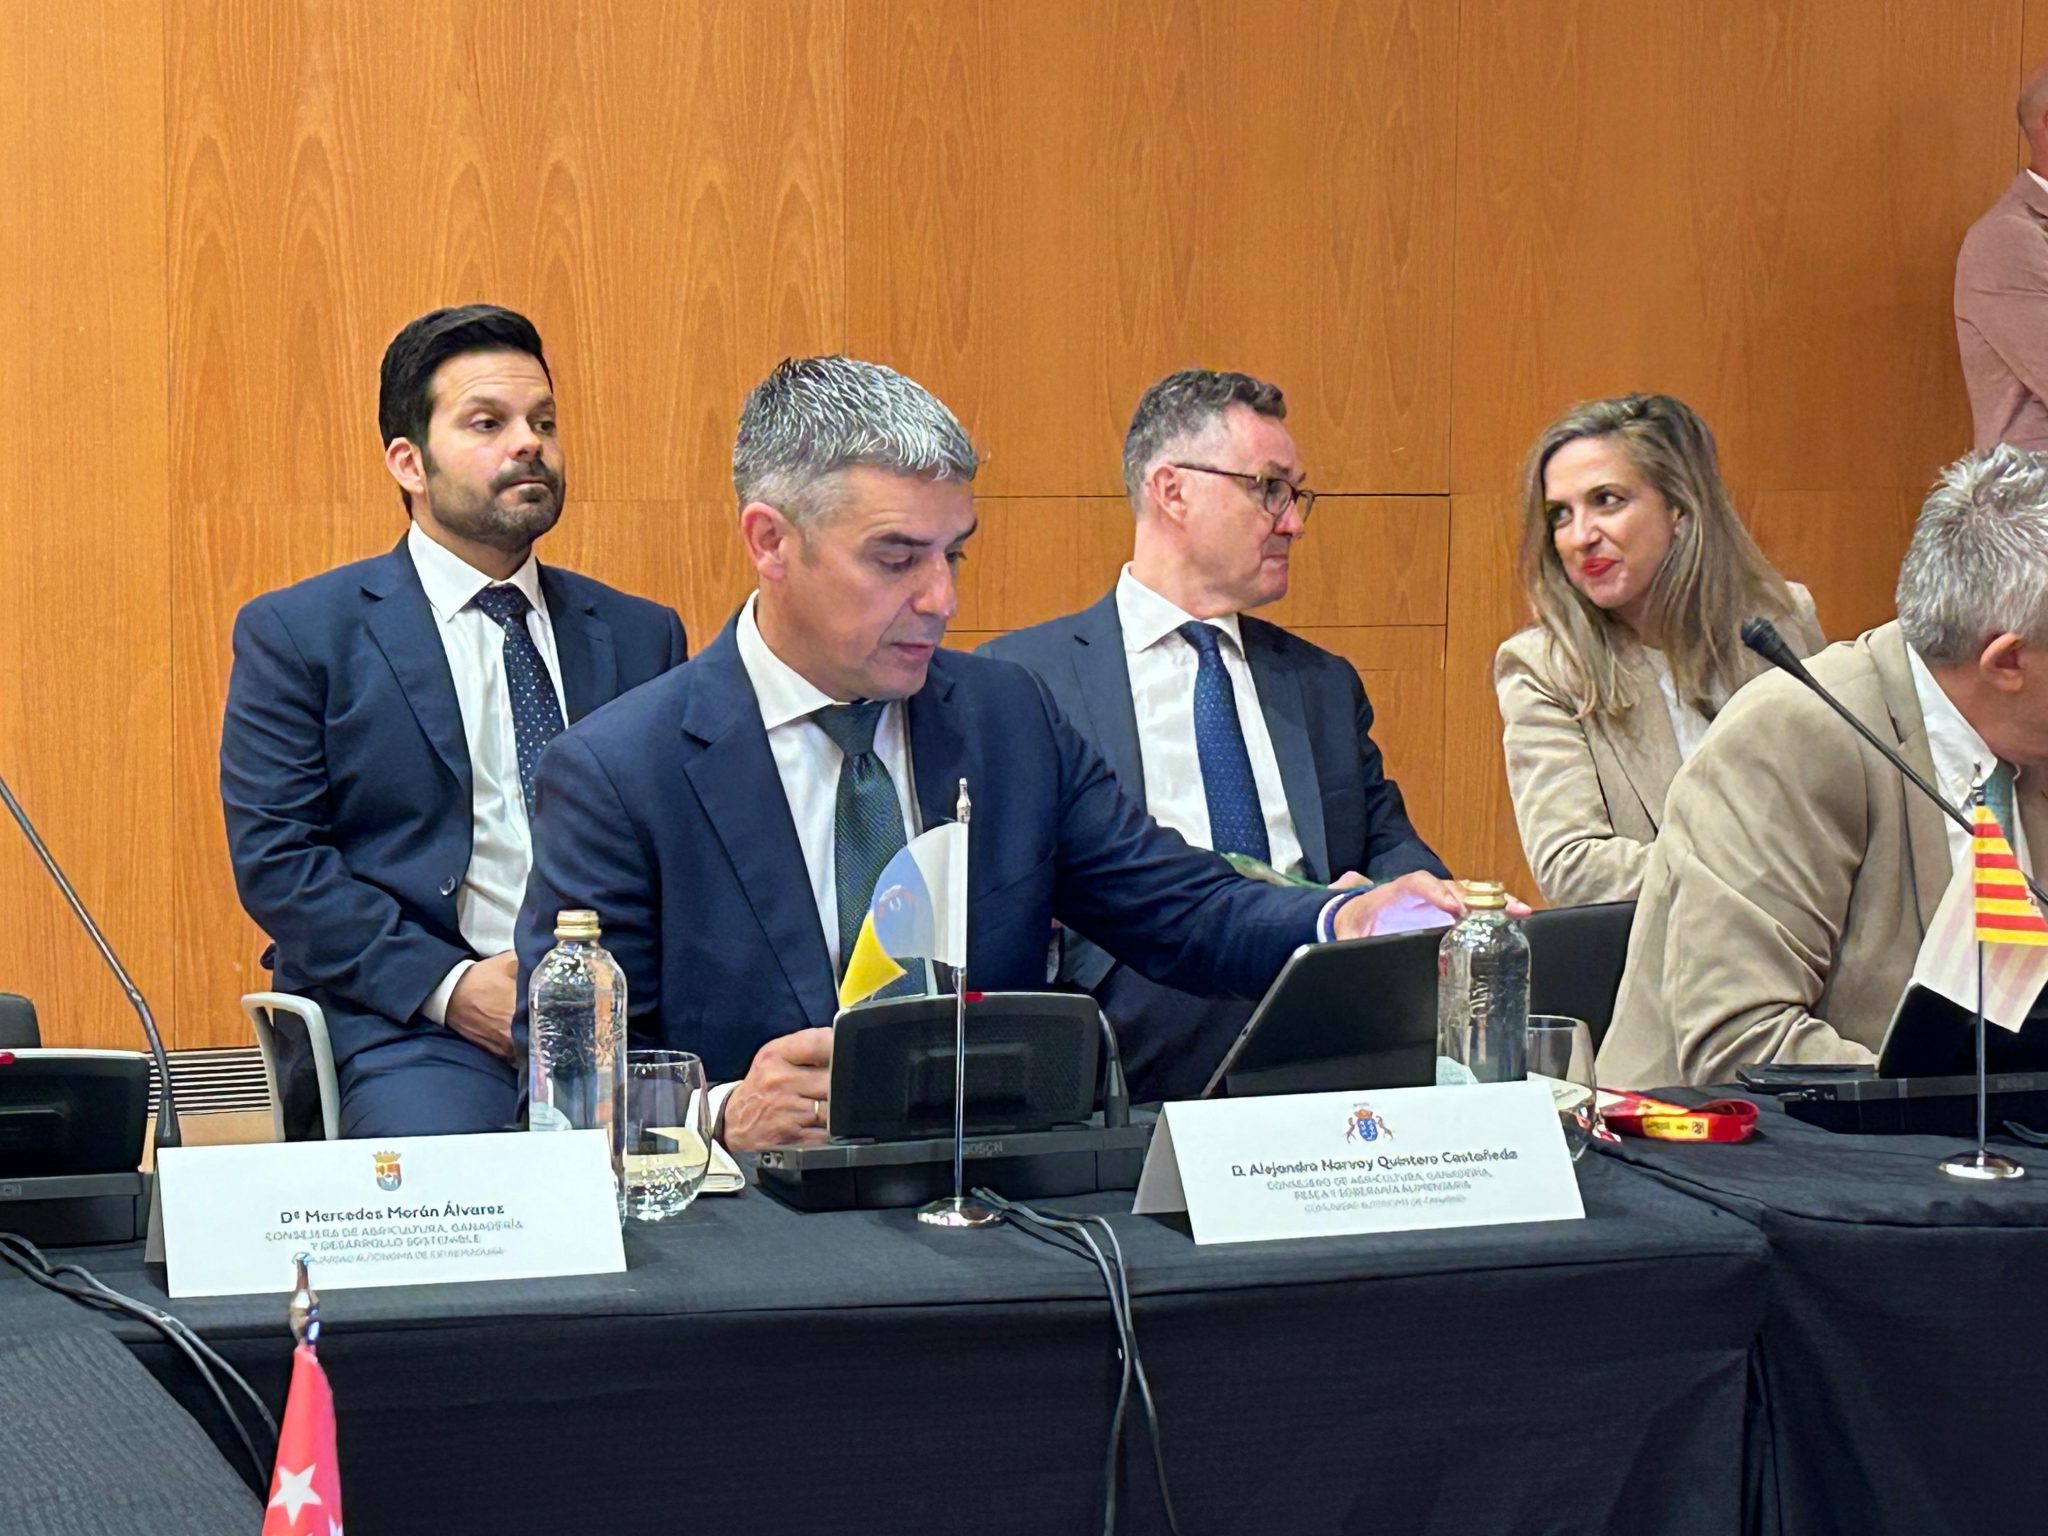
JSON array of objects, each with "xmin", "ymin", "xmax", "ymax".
[
  {"xmin": 222, "ymin": 305, "xmax": 686, "ymax": 1138},
  {"xmin": 514, "ymin": 356, "xmax": 1461, "ymax": 1151},
  {"xmin": 982, "ymin": 369, "xmax": 1450, "ymax": 1100}
]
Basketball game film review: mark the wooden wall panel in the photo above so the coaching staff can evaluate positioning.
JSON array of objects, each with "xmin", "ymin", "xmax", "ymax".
[
  {"xmin": 1441, "ymin": 495, "xmax": 1536, "ymax": 898},
  {"xmin": 846, "ymin": 0, "xmax": 1457, "ymax": 497},
  {"xmin": 1745, "ymin": 487, "xmax": 1925, "ymax": 641},
  {"xmin": 953, "ymin": 495, "xmax": 1448, "ymax": 632},
  {"xmin": 165, "ymin": 0, "xmax": 847, "ymax": 1044},
  {"xmin": 1451, "ymin": 0, "xmax": 2017, "ymax": 499},
  {"xmin": 1289, "ymin": 626, "xmax": 1446, "ymax": 844},
  {"xmin": 1264, "ymin": 499, "xmax": 1448, "ymax": 629},
  {"xmin": 165, "ymin": 0, "xmax": 846, "ymax": 510},
  {"xmin": 951, "ymin": 500, "xmax": 1138, "ymax": 632},
  {"xmin": 9, "ymin": 0, "xmax": 2032, "ymax": 1048},
  {"xmin": 0, "ymin": 3, "xmax": 172, "ymax": 1050}
]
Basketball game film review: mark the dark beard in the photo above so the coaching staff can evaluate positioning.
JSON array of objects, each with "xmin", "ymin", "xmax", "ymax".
[{"xmin": 422, "ymin": 457, "xmax": 565, "ymax": 551}]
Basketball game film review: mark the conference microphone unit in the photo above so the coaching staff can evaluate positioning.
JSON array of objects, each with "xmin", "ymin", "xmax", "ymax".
[
  {"xmin": 1740, "ymin": 617, "xmax": 2048, "ymax": 911},
  {"xmin": 1, "ymin": 769, "xmax": 180, "ymax": 1246}
]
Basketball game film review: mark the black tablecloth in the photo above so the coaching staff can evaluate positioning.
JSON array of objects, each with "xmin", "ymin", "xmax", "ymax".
[
  {"xmin": 11, "ymin": 1155, "xmax": 1766, "ymax": 1536},
  {"xmin": 0, "ymin": 1280, "xmax": 258, "ymax": 1535},
  {"xmin": 1605, "ymin": 1095, "xmax": 2048, "ymax": 1536}
]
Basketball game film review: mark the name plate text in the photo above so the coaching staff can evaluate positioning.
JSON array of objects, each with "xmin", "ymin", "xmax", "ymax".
[
  {"xmin": 1133, "ymin": 1080, "xmax": 1584, "ymax": 1244},
  {"xmin": 157, "ymin": 1130, "xmax": 625, "ymax": 1298}
]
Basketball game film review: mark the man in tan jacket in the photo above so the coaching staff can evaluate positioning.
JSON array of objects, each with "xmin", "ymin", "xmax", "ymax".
[
  {"xmin": 1956, "ymin": 60, "xmax": 2048, "ymax": 452},
  {"xmin": 1599, "ymin": 446, "xmax": 2048, "ymax": 1089}
]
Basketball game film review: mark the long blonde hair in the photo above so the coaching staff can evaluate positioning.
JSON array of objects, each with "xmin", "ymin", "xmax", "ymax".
[{"xmin": 1520, "ymin": 394, "xmax": 1799, "ymax": 721}]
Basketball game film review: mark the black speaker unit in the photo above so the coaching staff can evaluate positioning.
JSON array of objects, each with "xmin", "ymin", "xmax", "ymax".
[
  {"xmin": 757, "ymin": 990, "xmax": 1143, "ymax": 1211},
  {"xmin": 754, "ymin": 1118, "xmax": 1155, "ymax": 1213},
  {"xmin": 0, "ymin": 1049, "xmax": 154, "ymax": 1245},
  {"xmin": 1782, "ymin": 1071, "xmax": 2048, "ymax": 1136}
]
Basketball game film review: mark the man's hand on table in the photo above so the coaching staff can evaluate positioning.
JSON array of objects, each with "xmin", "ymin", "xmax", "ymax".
[{"xmin": 721, "ymin": 1026, "xmax": 834, "ymax": 1153}]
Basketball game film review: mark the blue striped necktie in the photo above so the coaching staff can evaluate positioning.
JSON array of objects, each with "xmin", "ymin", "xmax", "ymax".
[
  {"xmin": 1176, "ymin": 621, "xmax": 1271, "ymax": 862},
  {"xmin": 470, "ymin": 584, "xmax": 565, "ymax": 808}
]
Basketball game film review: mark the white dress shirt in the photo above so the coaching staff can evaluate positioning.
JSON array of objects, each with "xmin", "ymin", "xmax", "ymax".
[
  {"xmin": 407, "ymin": 524, "xmax": 569, "ymax": 1021},
  {"xmin": 1640, "ymin": 647, "xmax": 1713, "ymax": 763},
  {"xmin": 735, "ymin": 592, "xmax": 920, "ymax": 970},
  {"xmin": 1907, "ymin": 643, "xmax": 2030, "ymax": 875},
  {"xmin": 1116, "ymin": 566, "xmax": 1307, "ymax": 874}
]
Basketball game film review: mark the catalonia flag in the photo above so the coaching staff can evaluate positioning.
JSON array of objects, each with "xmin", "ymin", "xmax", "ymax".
[
  {"xmin": 839, "ymin": 822, "xmax": 969, "ymax": 1008},
  {"xmin": 1974, "ymin": 793, "xmax": 2048, "ymax": 946}
]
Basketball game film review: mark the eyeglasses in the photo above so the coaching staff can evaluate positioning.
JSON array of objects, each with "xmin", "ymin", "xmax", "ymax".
[{"xmin": 1169, "ymin": 463, "xmax": 1317, "ymax": 525}]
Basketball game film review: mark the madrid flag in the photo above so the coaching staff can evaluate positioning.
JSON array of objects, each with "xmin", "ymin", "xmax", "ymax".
[{"xmin": 260, "ymin": 1342, "xmax": 342, "ymax": 1535}]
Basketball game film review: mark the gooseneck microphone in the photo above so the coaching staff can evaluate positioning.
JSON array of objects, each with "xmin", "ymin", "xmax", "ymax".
[
  {"xmin": 1094, "ymin": 1007, "xmax": 1130, "ymax": 1130},
  {"xmin": 0, "ymin": 771, "xmax": 182, "ymax": 1148},
  {"xmin": 1740, "ymin": 617, "xmax": 2048, "ymax": 910}
]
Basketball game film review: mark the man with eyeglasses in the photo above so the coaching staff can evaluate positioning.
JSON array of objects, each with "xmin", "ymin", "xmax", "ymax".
[{"xmin": 983, "ymin": 368, "xmax": 1448, "ymax": 1101}]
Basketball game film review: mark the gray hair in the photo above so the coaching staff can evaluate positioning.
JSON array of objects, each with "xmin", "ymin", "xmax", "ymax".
[
  {"xmin": 1897, "ymin": 446, "xmax": 2048, "ymax": 664},
  {"xmin": 1121, "ymin": 368, "xmax": 1287, "ymax": 510},
  {"xmin": 732, "ymin": 355, "xmax": 977, "ymax": 526}
]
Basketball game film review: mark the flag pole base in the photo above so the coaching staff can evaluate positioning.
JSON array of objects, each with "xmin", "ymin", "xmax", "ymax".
[
  {"xmin": 1938, "ymin": 1149, "xmax": 2026, "ymax": 1181},
  {"xmin": 916, "ymin": 1194, "xmax": 1002, "ymax": 1228}
]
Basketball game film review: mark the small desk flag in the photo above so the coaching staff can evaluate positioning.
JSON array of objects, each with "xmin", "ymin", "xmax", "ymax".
[
  {"xmin": 840, "ymin": 821, "xmax": 968, "ymax": 1007},
  {"xmin": 260, "ymin": 1342, "xmax": 342, "ymax": 1534},
  {"xmin": 1974, "ymin": 791, "xmax": 2048, "ymax": 946}
]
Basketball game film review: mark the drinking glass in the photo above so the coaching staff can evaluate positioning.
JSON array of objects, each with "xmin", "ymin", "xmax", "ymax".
[
  {"xmin": 623, "ymin": 1050, "xmax": 711, "ymax": 1221},
  {"xmin": 1525, "ymin": 1015, "xmax": 1600, "ymax": 1161}
]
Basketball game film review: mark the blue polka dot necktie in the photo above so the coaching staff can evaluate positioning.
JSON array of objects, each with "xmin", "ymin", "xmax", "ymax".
[
  {"xmin": 470, "ymin": 584, "xmax": 566, "ymax": 809},
  {"xmin": 1177, "ymin": 621, "xmax": 1271, "ymax": 862},
  {"xmin": 812, "ymin": 702, "xmax": 920, "ymax": 997}
]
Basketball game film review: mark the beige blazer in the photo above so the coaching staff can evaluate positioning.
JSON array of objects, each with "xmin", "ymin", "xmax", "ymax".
[
  {"xmin": 1956, "ymin": 170, "xmax": 2048, "ymax": 452},
  {"xmin": 1493, "ymin": 587, "xmax": 1823, "ymax": 906},
  {"xmin": 1596, "ymin": 621, "xmax": 2048, "ymax": 1090}
]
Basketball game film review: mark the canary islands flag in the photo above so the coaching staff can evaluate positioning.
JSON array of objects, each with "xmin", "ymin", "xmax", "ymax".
[
  {"xmin": 839, "ymin": 822, "xmax": 969, "ymax": 1007},
  {"xmin": 1974, "ymin": 791, "xmax": 2048, "ymax": 946}
]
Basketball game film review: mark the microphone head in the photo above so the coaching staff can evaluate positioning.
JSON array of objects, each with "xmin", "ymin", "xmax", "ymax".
[
  {"xmin": 1741, "ymin": 616, "xmax": 1797, "ymax": 669},
  {"xmin": 1741, "ymin": 615, "xmax": 1820, "ymax": 690}
]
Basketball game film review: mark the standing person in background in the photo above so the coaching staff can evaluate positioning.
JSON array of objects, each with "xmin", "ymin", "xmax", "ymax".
[
  {"xmin": 1493, "ymin": 394, "xmax": 1823, "ymax": 906},
  {"xmin": 222, "ymin": 305, "xmax": 687, "ymax": 1138},
  {"xmin": 1957, "ymin": 58, "xmax": 2048, "ymax": 452}
]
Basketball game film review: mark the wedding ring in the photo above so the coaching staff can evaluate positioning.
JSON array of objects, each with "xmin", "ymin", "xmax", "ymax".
[{"xmin": 811, "ymin": 1098, "xmax": 825, "ymax": 1127}]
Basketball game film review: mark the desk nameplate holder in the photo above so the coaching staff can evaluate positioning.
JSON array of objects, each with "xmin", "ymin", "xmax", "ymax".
[
  {"xmin": 156, "ymin": 1130, "xmax": 625, "ymax": 1298},
  {"xmin": 1135, "ymin": 1080, "xmax": 1584, "ymax": 1245}
]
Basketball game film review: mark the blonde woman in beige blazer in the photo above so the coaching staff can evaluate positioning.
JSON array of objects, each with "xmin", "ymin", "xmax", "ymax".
[{"xmin": 1495, "ymin": 395, "xmax": 1825, "ymax": 906}]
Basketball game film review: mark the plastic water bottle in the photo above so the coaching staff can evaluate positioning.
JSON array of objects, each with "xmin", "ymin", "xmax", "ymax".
[
  {"xmin": 1437, "ymin": 881, "xmax": 1529, "ymax": 1084},
  {"xmin": 528, "ymin": 910, "xmax": 626, "ymax": 1194}
]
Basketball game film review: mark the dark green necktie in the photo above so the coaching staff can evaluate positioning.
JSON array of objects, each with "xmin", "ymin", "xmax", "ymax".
[{"xmin": 812, "ymin": 702, "xmax": 913, "ymax": 989}]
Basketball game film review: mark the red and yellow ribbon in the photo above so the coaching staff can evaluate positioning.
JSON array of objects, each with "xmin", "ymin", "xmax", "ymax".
[{"xmin": 1603, "ymin": 1092, "xmax": 1758, "ymax": 1143}]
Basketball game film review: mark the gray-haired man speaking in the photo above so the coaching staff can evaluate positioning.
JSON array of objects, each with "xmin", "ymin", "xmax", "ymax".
[
  {"xmin": 512, "ymin": 356, "xmax": 1462, "ymax": 1150},
  {"xmin": 1599, "ymin": 445, "xmax": 2048, "ymax": 1089}
]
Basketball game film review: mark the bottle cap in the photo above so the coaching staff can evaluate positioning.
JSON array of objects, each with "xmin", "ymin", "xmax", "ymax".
[
  {"xmin": 554, "ymin": 909, "xmax": 602, "ymax": 941},
  {"xmin": 1458, "ymin": 880, "xmax": 1508, "ymax": 910}
]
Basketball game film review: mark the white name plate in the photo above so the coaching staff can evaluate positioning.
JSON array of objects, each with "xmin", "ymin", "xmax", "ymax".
[
  {"xmin": 157, "ymin": 1130, "xmax": 626, "ymax": 1298},
  {"xmin": 1133, "ymin": 1080, "xmax": 1584, "ymax": 1245}
]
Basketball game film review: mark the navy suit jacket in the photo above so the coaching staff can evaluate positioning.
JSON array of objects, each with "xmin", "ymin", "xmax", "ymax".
[
  {"xmin": 980, "ymin": 590, "xmax": 1447, "ymax": 1097},
  {"xmin": 512, "ymin": 618, "xmax": 1334, "ymax": 1083},
  {"xmin": 221, "ymin": 537, "xmax": 687, "ymax": 1069}
]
